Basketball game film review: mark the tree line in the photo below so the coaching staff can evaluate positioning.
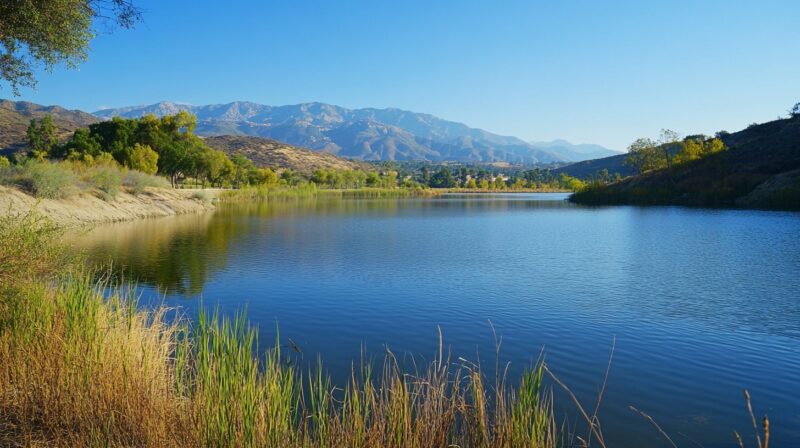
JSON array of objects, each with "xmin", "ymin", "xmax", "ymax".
[
  {"xmin": 23, "ymin": 112, "xmax": 281, "ymax": 188},
  {"xmin": 19, "ymin": 113, "xmax": 407, "ymax": 190},
  {"xmin": 412, "ymin": 165, "xmax": 587, "ymax": 191}
]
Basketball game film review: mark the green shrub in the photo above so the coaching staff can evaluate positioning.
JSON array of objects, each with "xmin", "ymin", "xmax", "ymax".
[
  {"xmin": 123, "ymin": 170, "xmax": 169, "ymax": 194},
  {"xmin": 86, "ymin": 165, "xmax": 123, "ymax": 201},
  {"xmin": 191, "ymin": 190, "xmax": 209, "ymax": 201},
  {"xmin": 7, "ymin": 160, "xmax": 79, "ymax": 199}
]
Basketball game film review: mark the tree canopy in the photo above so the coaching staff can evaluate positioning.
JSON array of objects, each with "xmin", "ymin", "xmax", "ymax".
[{"xmin": 0, "ymin": 0, "xmax": 140, "ymax": 94}]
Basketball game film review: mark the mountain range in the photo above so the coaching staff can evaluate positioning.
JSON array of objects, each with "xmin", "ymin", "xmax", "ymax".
[{"xmin": 94, "ymin": 101, "xmax": 619, "ymax": 164}]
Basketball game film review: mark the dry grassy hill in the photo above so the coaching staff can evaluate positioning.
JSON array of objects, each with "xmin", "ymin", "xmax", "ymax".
[
  {"xmin": 0, "ymin": 100, "xmax": 99, "ymax": 156},
  {"xmin": 571, "ymin": 115, "xmax": 800, "ymax": 210},
  {"xmin": 203, "ymin": 135, "xmax": 372, "ymax": 175}
]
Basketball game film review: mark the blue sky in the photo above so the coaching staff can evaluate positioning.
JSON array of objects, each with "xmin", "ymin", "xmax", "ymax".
[{"xmin": 7, "ymin": 0, "xmax": 800, "ymax": 149}]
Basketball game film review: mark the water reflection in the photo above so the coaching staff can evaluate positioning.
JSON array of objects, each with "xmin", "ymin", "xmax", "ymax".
[{"xmin": 76, "ymin": 194, "xmax": 576, "ymax": 294}]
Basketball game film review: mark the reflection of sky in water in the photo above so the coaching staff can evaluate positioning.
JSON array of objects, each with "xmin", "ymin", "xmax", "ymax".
[{"xmin": 75, "ymin": 194, "xmax": 800, "ymax": 447}]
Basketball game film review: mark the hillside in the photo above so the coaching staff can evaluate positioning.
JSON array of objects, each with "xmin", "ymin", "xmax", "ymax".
[
  {"xmin": 553, "ymin": 153, "xmax": 635, "ymax": 178},
  {"xmin": 0, "ymin": 99, "xmax": 98, "ymax": 155},
  {"xmin": 570, "ymin": 115, "xmax": 800, "ymax": 210},
  {"xmin": 94, "ymin": 101, "xmax": 613, "ymax": 164},
  {"xmin": 202, "ymin": 135, "xmax": 371, "ymax": 175}
]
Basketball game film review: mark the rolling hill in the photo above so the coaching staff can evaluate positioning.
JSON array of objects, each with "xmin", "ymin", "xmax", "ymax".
[
  {"xmin": 570, "ymin": 115, "xmax": 800, "ymax": 210},
  {"xmin": 202, "ymin": 135, "xmax": 372, "ymax": 175},
  {"xmin": 94, "ymin": 101, "xmax": 616, "ymax": 164},
  {"xmin": 0, "ymin": 99, "xmax": 98, "ymax": 156}
]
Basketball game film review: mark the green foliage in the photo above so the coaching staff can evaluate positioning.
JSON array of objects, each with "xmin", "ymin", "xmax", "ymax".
[
  {"xmin": 0, "ymin": 160, "xmax": 78, "ymax": 199},
  {"xmin": 86, "ymin": 165, "xmax": 123, "ymax": 200},
  {"xmin": 623, "ymin": 137, "xmax": 663, "ymax": 174},
  {"xmin": 0, "ymin": 0, "xmax": 140, "ymax": 94},
  {"xmin": 128, "ymin": 143, "xmax": 159, "ymax": 174},
  {"xmin": 57, "ymin": 127, "xmax": 102, "ymax": 159},
  {"xmin": 0, "ymin": 156, "xmax": 10, "ymax": 169},
  {"xmin": 230, "ymin": 154, "xmax": 255, "ymax": 188},
  {"xmin": 430, "ymin": 167, "xmax": 456, "ymax": 188},
  {"xmin": 26, "ymin": 115, "xmax": 59, "ymax": 160},
  {"xmin": 311, "ymin": 168, "xmax": 369, "ymax": 189}
]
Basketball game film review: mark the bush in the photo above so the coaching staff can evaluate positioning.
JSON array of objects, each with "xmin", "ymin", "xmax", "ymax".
[
  {"xmin": 3, "ymin": 160, "xmax": 79, "ymax": 199},
  {"xmin": 191, "ymin": 190, "xmax": 209, "ymax": 201},
  {"xmin": 123, "ymin": 170, "xmax": 169, "ymax": 194},
  {"xmin": 86, "ymin": 165, "xmax": 123, "ymax": 200}
]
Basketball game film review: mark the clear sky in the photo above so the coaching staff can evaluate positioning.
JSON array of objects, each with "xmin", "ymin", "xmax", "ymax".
[{"xmin": 7, "ymin": 0, "xmax": 800, "ymax": 150}]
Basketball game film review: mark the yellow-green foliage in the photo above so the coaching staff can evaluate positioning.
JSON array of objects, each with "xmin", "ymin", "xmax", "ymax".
[{"xmin": 128, "ymin": 143, "xmax": 159, "ymax": 175}]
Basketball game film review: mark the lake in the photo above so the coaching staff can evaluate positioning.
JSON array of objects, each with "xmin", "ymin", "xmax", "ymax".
[{"xmin": 75, "ymin": 193, "xmax": 800, "ymax": 447}]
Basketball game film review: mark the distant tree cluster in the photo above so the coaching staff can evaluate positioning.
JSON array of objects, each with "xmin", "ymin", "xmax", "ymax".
[
  {"xmin": 623, "ymin": 129, "xmax": 727, "ymax": 174},
  {"xmin": 408, "ymin": 165, "xmax": 587, "ymax": 192},
  {"xmin": 310, "ymin": 168, "xmax": 400, "ymax": 189},
  {"xmin": 24, "ymin": 112, "xmax": 279, "ymax": 189}
]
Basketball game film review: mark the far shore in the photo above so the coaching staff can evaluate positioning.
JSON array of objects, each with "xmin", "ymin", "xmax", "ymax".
[{"xmin": 442, "ymin": 188, "xmax": 571, "ymax": 194}]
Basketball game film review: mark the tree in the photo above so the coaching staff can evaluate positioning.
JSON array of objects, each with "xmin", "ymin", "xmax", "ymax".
[
  {"xmin": 791, "ymin": 102, "xmax": 800, "ymax": 118},
  {"xmin": 430, "ymin": 167, "xmax": 455, "ymax": 188},
  {"xmin": 57, "ymin": 127, "xmax": 102, "ymax": 159},
  {"xmin": 658, "ymin": 129, "xmax": 680, "ymax": 170},
  {"xmin": 27, "ymin": 115, "xmax": 58, "ymax": 160},
  {"xmin": 421, "ymin": 166, "xmax": 431, "ymax": 185},
  {"xmin": 0, "ymin": 0, "xmax": 140, "ymax": 94},
  {"xmin": 280, "ymin": 169, "xmax": 296, "ymax": 185},
  {"xmin": 250, "ymin": 168, "xmax": 279, "ymax": 186},
  {"xmin": 624, "ymin": 138, "xmax": 660, "ymax": 174},
  {"xmin": 0, "ymin": 156, "xmax": 10, "ymax": 169},
  {"xmin": 230, "ymin": 154, "xmax": 255, "ymax": 188},
  {"xmin": 199, "ymin": 150, "xmax": 231, "ymax": 188},
  {"xmin": 128, "ymin": 143, "xmax": 159, "ymax": 174}
]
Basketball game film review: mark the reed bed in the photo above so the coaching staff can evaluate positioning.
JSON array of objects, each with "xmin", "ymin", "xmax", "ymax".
[{"xmin": 0, "ymin": 210, "xmax": 772, "ymax": 447}]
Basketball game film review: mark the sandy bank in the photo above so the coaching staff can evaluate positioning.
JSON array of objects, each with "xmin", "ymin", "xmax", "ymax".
[{"xmin": 0, "ymin": 186, "xmax": 222, "ymax": 226}]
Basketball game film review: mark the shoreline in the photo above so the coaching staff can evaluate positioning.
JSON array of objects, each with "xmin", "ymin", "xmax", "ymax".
[
  {"xmin": 0, "ymin": 185, "xmax": 576, "ymax": 228},
  {"xmin": 0, "ymin": 185, "xmax": 219, "ymax": 227}
]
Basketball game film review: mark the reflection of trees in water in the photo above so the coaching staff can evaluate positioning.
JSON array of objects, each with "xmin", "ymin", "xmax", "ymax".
[
  {"xmin": 76, "ymin": 212, "xmax": 238, "ymax": 295},
  {"xmin": 74, "ymin": 195, "xmax": 577, "ymax": 296}
]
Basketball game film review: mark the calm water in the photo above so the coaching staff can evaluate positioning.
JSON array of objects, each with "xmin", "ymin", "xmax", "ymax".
[{"xmin": 75, "ymin": 193, "xmax": 800, "ymax": 447}]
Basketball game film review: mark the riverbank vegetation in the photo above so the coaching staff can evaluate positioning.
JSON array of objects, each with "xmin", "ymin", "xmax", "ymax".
[{"xmin": 0, "ymin": 157, "xmax": 168, "ymax": 200}]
